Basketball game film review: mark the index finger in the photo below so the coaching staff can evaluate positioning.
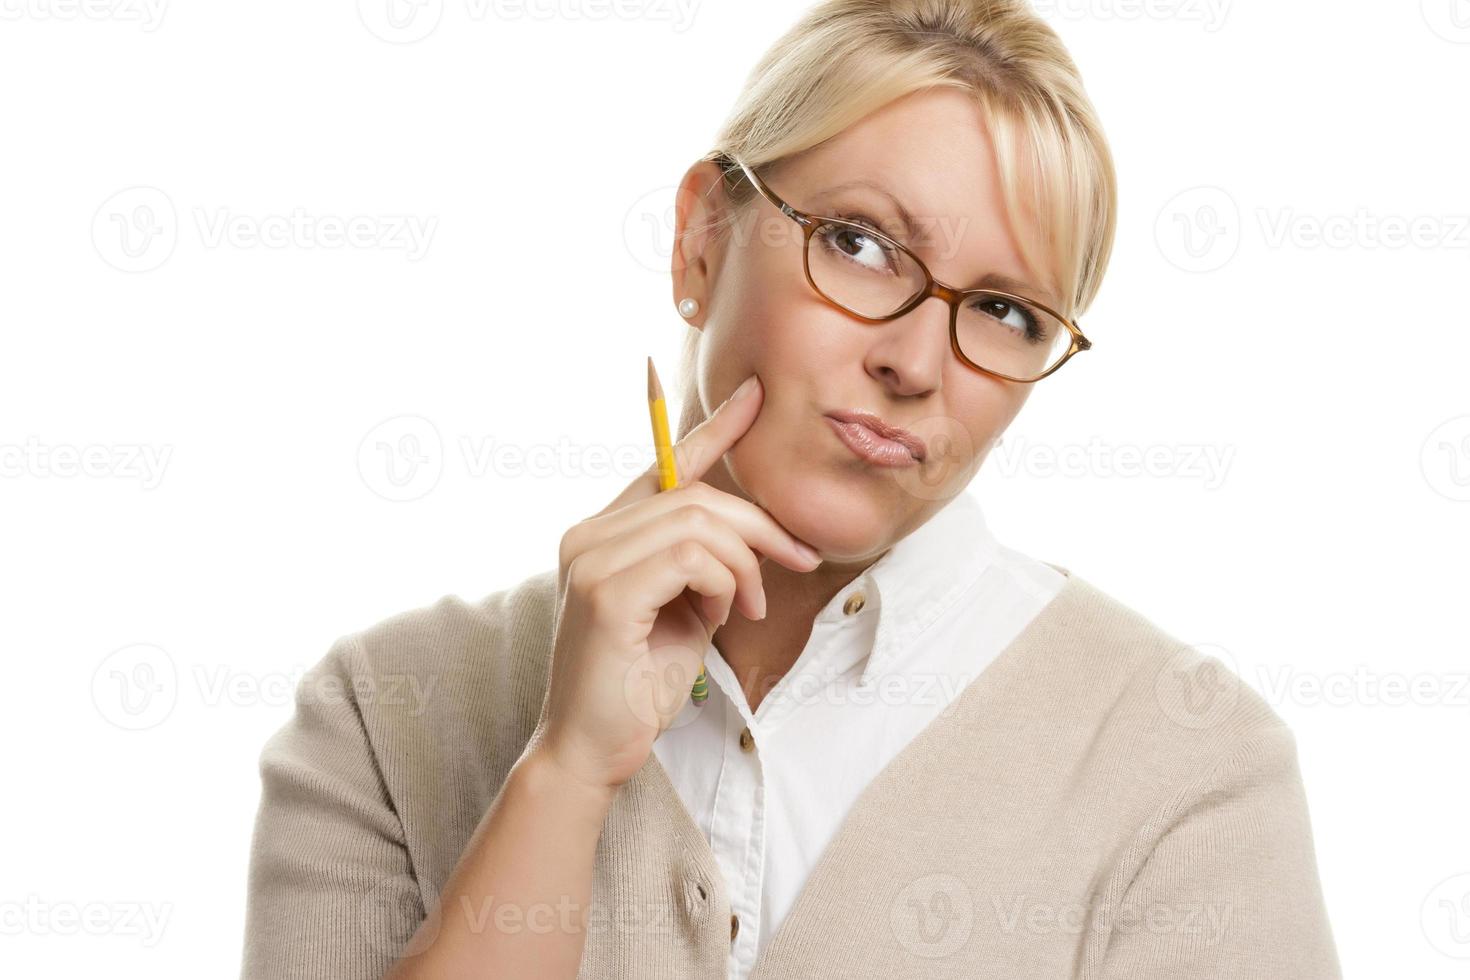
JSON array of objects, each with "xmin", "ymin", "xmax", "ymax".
[{"xmin": 603, "ymin": 372, "xmax": 764, "ymax": 515}]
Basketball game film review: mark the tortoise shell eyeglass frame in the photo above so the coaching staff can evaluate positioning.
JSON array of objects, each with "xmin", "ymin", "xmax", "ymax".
[{"xmin": 711, "ymin": 152, "xmax": 1092, "ymax": 384}]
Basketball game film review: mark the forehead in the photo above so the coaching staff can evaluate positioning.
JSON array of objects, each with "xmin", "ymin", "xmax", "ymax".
[{"xmin": 770, "ymin": 88, "xmax": 1053, "ymax": 305}]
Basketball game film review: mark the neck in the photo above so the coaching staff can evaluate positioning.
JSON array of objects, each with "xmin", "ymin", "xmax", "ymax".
[{"xmin": 711, "ymin": 556, "xmax": 871, "ymax": 713}]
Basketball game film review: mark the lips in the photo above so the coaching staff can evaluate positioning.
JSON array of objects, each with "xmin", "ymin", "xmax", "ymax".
[{"xmin": 824, "ymin": 409, "xmax": 927, "ymax": 463}]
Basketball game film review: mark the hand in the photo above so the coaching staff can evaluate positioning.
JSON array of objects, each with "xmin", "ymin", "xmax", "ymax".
[{"xmin": 532, "ymin": 373, "xmax": 822, "ymax": 793}]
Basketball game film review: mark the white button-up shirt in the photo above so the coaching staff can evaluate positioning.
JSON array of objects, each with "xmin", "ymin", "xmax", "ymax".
[{"xmin": 651, "ymin": 490, "xmax": 1067, "ymax": 979}]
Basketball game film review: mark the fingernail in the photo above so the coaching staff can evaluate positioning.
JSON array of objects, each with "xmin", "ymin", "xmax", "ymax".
[
  {"xmin": 731, "ymin": 374, "xmax": 759, "ymax": 402},
  {"xmin": 754, "ymin": 587, "xmax": 767, "ymax": 620},
  {"xmin": 796, "ymin": 543, "xmax": 822, "ymax": 566}
]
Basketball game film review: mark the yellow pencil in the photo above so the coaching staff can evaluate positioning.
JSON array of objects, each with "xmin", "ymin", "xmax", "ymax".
[{"xmin": 646, "ymin": 356, "xmax": 709, "ymax": 705}]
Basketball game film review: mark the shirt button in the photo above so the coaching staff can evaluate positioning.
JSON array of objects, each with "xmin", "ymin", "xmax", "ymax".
[
  {"xmin": 843, "ymin": 591, "xmax": 866, "ymax": 615},
  {"xmin": 731, "ymin": 912, "xmax": 740, "ymax": 942},
  {"xmin": 738, "ymin": 726, "xmax": 754, "ymax": 752}
]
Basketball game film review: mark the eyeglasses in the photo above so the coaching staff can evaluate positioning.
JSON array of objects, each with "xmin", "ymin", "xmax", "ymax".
[{"xmin": 715, "ymin": 153, "xmax": 1092, "ymax": 383}]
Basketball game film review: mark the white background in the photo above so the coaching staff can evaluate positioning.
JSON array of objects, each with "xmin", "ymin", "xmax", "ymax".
[{"xmin": 2, "ymin": 0, "xmax": 1467, "ymax": 976}]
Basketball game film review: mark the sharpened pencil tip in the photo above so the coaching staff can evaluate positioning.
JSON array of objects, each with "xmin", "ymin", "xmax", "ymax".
[{"xmin": 647, "ymin": 356, "xmax": 664, "ymax": 402}]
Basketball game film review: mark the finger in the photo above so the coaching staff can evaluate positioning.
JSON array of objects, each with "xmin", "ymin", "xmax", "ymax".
[
  {"xmin": 601, "ymin": 541, "xmax": 738, "ymax": 638},
  {"xmin": 602, "ymin": 372, "xmax": 765, "ymax": 514},
  {"xmin": 572, "ymin": 504, "xmax": 767, "ymax": 621},
  {"xmin": 570, "ymin": 481, "xmax": 821, "ymax": 576},
  {"xmin": 669, "ymin": 372, "xmax": 764, "ymax": 486}
]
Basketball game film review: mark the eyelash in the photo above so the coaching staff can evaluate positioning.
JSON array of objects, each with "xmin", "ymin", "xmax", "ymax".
[{"xmin": 830, "ymin": 209, "xmax": 898, "ymax": 245}]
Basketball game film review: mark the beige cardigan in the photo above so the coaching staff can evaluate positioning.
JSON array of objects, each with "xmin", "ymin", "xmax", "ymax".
[{"xmin": 240, "ymin": 564, "xmax": 1342, "ymax": 978}]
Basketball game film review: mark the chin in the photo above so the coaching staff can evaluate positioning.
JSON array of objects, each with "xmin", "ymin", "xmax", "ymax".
[{"xmin": 734, "ymin": 462, "xmax": 909, "ymax": 565}]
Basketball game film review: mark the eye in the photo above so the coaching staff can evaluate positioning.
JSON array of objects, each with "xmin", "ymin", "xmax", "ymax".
[
  {"xmin": 816, "ymin": 212, "xmax": 901, "ymax": 275},
  {"xmin": 972, "ymin": 296, "xmax": 1044, "ymax": 343}
]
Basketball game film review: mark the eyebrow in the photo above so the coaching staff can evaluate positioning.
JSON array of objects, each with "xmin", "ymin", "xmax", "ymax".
[{"xmin": 812, "ymin": 178, "xmax": 1058, "ymax": 307}]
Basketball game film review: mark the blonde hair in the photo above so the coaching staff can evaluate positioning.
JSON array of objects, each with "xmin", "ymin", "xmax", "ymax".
[{"xmin": 677, "ymin": 0, "xmax": 1116, "ymax": 403}]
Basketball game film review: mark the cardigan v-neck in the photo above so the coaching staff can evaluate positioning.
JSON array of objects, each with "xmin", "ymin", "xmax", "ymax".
[
  {"xmin": 242, "ymin": 561, "xmax": 1341, "ymax": 979},
  {"xmin": 637, "ymin": 561, "xmax": 1079, "ymax": 977},
  {"xmin": 650, "ymin": 490, "xmax": 1066, "ymax": 976}
]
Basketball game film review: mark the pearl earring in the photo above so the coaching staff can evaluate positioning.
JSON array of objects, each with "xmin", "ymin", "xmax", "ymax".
[{"xmin": 678, "ymin": 298, "xmax": 700, "ymax": 319}]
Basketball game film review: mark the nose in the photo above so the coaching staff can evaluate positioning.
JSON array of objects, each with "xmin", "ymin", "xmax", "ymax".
[{"xmin": 862, "ymin": 293, "xmax": 948, "ymax": 396}]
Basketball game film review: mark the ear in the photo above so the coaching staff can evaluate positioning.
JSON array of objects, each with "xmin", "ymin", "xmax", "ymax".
[{"xmin": 670, "ymin": 159, "xmax": 731, "ymax": 329}]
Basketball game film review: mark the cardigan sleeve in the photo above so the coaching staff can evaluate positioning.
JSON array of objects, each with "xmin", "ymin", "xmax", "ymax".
[
  {"xmin": 1096, "ymin": 723, "xmax": 1342, "ymax": 979},
  {"xmin": 240, "ymin": 634, "xmax": 423, "ymax": 980}
]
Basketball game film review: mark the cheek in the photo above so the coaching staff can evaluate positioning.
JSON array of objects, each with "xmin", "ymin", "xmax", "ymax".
[
  {"xmin": 902, "ymin": 379, "xmax": 1029, "ymax": 492},
  {"xmin": 958, "ymin": 383, "xmax": 1029, "ymax": 459}
]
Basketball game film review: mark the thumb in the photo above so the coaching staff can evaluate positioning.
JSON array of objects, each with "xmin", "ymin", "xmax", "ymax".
[{"xmin": 670, "ymin": 372, "xmax": 763, "ymax": 486}]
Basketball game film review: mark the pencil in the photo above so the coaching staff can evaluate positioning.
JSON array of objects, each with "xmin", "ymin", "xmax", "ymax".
[{"xmin": 646, "ymin": 356, "xmax": 709, "ymax": 705}]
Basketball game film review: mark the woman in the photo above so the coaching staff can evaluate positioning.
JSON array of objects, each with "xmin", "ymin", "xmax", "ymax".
[{"xmin": 241, "ymin": 1, "xmax": 1341, "ymax": 977}]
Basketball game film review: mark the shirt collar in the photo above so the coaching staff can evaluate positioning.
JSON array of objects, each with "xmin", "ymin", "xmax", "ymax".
[{"xmin": 813, "ymin": 490, "xmax": 1000, "ymax": 688}]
